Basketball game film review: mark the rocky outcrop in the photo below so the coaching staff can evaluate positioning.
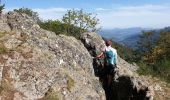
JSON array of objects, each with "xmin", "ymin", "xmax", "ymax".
[
  {"xmin": 0, "ymin": 14, "xmax": 11, "ymax": 32},
  {"xmin": 2, "ymin": 11, "xmax": 166, "ymax": 100},
  {"xmin": 80, "ymin": 32, "xmax": 154, "ymax": 100},
  {"xmin": 0, "ymin": 12, "xmax": 105, "ymax": 100},
  {"xmin": 80, "ymin": 32, "xmax": 105, "ymax": 56}
]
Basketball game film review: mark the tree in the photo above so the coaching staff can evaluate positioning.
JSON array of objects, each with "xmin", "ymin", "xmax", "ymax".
[
  {"xmin": 137, "ymin": 31, "xmax": 156, "ymax": 62},
  {"xmin": 14, "ymin": 7, "xmax": 40, "ymax": 23},
  {"xmin": 0, "ymin": 4, "xmax": 5, "ymax": 14},
  {"xmin": 39, "ymin": 20, "xmax": 66, "ymax": 35},
  {"xmin": 135, "ymin": 28, "xmax": 170, "ymax": 83},
  {"xmin": 62, "ymin": 9, "xmax": 100, "ymax": 35},
  {"xmin": 152, "ymin": 31, "xmax": 170, "ymax": 61}
]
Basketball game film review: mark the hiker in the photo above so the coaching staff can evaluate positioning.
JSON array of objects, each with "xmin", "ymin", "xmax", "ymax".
[{"xmin": 94, "ymin": 40, "xmax": 117, "ymax": 87}]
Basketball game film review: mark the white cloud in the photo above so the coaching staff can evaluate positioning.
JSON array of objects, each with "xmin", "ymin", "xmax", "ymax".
[
  {"xmin": 4, "ymin": 7, "xmax": 19, "ymax": 12},
  {"xmin": 95, "ymin": 8, "xmax": 110, "ymax": 11},
  {"xmin": 118, "ymin": 5, "xmax": 170, "ymax": 11},
  {"xmin": 33, "ymin": 8, "xmax": 80, "ymax": 20},
  {"xmin": 33, "ymin": 8, "xmax": 68, "ymax": 20},
  {"xmin": 33, "ymin": 8, "xmax": 67, "ymax": 13},
  {"xmin": 96, "ymin": 5, "xmax": 170, "ymax": 28},
  {"xmin": 5, "ymin": 5, "xmax": 170, "ymax": 28},
  {"xmin": 4, "ymin": 7, "xmax": 69, "ymax": 20}
]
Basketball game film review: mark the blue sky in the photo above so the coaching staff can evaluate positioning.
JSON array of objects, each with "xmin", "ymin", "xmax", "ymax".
[{"xmin": 2, "ymin": 0, "xmax": 170, "ymax": 29}]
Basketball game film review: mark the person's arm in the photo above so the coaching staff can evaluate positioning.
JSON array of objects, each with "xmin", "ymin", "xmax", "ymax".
[
  {"xmin": 115, "ymin": 50, "xmax": 118, "ymax": 65},
  {"xmin": 95, "ymin": 51, "xmax": 104, "ymax": 59},
  {"xmin": 115, "ymin": 50, "xmax": 119, "ymax": 69}
]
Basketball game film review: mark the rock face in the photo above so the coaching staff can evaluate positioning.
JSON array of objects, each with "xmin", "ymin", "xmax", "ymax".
[
  {"xmin": 80, "ymin": 32, "xmax": 105, "ymax": 56},
  {"xmin": 80, "ymin": 32, "xmax": 154, "ymax": 100},
  {"xmin": 0, "ymin": 12, "xmax": 105, "ymax": 100}
]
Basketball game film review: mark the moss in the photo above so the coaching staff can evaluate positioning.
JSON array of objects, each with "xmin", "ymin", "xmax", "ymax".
[
  {"xmin": 0, "ymin": 80, "xmax": 13, "ymax": 95},
  {"xmin": 67, "ymin": 75, "xmax": 75, "ymax": 92},
  {"xmin": 0, "ymin": 44, "xmax": 8, "ymax": 54},
  {"xmin": 44, "ymin": 89, "xmax": 59, "ymax": 100},
  {"xmin": 0, "ymin": 85, "xmax": 4, "ymax": 95},
  {"xmin": 0, "ymin": 32, "xmax": 6, "ymax": 38}
]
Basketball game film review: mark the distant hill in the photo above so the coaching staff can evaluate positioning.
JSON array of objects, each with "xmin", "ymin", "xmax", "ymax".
[
  {"xmin": 98, "ymin": 27, "xmax": 151, "ymax": 49},
  {"xmin": 99, "ymin": 27, "xmax": 170, "ymax": 49},
  {"xmin": 121, "ymin": 34, "xmax": 140, "ymax": 49},
  {"xmin": 99, "ymin": 27, "xmax": 143, "ymax": 41}
]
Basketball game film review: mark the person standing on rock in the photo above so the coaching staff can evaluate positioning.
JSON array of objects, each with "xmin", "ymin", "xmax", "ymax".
[{"xmin": 94, "ymin": 40, "xmax": 117, "ymax": 87}]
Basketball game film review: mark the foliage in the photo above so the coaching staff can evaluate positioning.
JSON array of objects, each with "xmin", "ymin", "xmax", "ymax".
[
  {"xmin": 39, "ymin": 9, "xmax": 100, "ymax": 39},
  {"xmin": 39, "ymin": 20, "xmax": 66, "ymax": 35},
  {"xmin": 12, "ymin": 8, "xmax": 100, "ymax": 39},
  {"xmin": 0, "ymin": 4, "xmax": 5, "ymax": 14},
  {"xmin": 136, "ymin": 30, "xmax": 170, "ymax": 63},
  {"xmin": 62, "ymin": 9, "xmax": 100, "ymax": 37},
  {"xmin": 135, "ymin": 28, "xmax": 170, "ymax": 83},
  {"xmin": 137, "ymin": 60, "xmax": 170, "ymax": 83},
  {"xmin": 14, "ymin": 7, "xmax": 40, "ymax": 23},
  {"xmin": 39, "ymin": 20, "xmax": 84, "ymax": 38},
  {"xmin": 137, "ymin": 62, "xmax": 153, "ymax": 75},
  {"xmin": 151, "ymin": 31, "xmax": 170, "ymax": 61},
  {"xmin": 137, "ymin": 31, "xmax": 157, "ymax": 62}
]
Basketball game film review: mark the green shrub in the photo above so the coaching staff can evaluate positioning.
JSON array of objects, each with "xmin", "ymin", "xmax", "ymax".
[
  {"xmin": 0, "ymin": 4, "xmax": 5, "ymax": 14},
  {"xmin": 153, "ymin": 59, "xmax": 170, "ymax": 83},
  {"xmin": 137, "ymin": 59, "xmax": 170, "ymax": 83},
  {"xmin": 137, "ymin": 62, "xmax": 153, "ymax": 75}
]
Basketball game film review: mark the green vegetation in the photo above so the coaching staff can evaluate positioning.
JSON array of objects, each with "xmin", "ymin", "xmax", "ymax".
[
  {"xmin": 4, "ymin": 6, "xmax": 170, "ymax": 84},
  {"xmin": 14, "ymin": 7, "xmax": 40, "ymax": 23},
  {"xmin": 40, "ymin": 9, "xmax": 100, "ymax": 38},
  {"xmin": 39, "ymin": 19, "xmax": 86, "ymax": 38},
  {"xmin": 62, "ymin": 9, "xmax": 100, "ymax": 33},
  {"xmin": 112, "ymin": 28, "xmax": 170, "ymax": 83},
  {"xmin": 13, "ymin": 8, "xmax": 100, "ymax": 39},
  {"xmin": 138, "ymin": 60, "xmax": 170, "ymax": 83},
  {"xmin": 39, "ymin": 20, "xmax": 65, "ymax": 35},
  {"xmin": 67, "ymin": 75, "xmax": 75, "ymax": 92},
  {"xmin": 134, "ymin": 29, "xmax": 170, "ymax": 83},
  {"xmin": 0, "ymin": 4, "xmax": 5, "ymax": 14}
]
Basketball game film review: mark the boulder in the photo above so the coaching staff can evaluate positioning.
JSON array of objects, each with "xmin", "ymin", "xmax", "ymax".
[
  {"xmin": 0, "ymin": 12, "xmax": 105, "ymax": 100},
  {"xmin": 80, "ymin": 32, "xmax": 154, "ymax": 100},
  {"xmin": 80, "ymin": 32, "xmax": 105, "ymax": 56}
]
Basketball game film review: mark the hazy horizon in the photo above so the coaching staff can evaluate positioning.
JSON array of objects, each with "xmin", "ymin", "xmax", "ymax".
[{"xmin": 3, "ymin": 0, "xmax": 170, "ymax": 29}]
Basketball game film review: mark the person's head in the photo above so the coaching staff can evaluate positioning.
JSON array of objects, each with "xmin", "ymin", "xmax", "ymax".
[{"xmin": 105, "ymin": 40, "xmax": 112, "ymax": 47}]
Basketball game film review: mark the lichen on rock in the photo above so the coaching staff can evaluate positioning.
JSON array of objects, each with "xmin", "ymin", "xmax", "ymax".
[{"xmin": 0, "ymin": 11, "xmax": 105, "ymax": 100}]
